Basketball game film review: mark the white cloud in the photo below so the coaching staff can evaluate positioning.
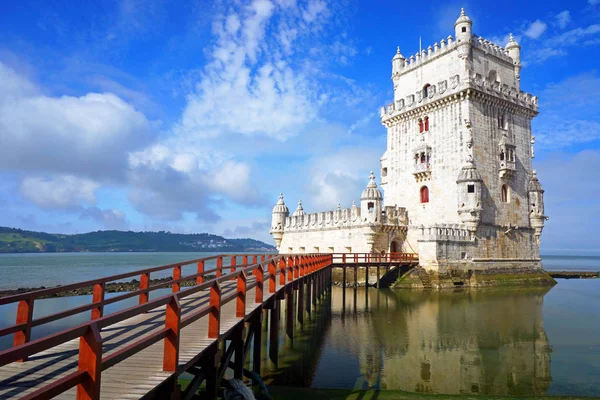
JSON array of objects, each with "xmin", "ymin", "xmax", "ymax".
[
  {"xmin": 555, "ymin": 11, "xmax": 571, "ymax": 29},
  {"xmin": 0, "ymin": 62, "xmax": 154, "ymax": 181},
  {"xmin": 523, "ymin": 20, "xmax": 547, "ymax": 39},
  {"xmin": 589, "ymin": 0, "xmax": 599, "ymax": 5},
  {"xmin": 535, "ymin": 73, "xmax": 600, "ymax": 148},
  {"xmin": 20, "ymin": 175, "xmax": 99, "ymax": 209},
  {"xmin": 524, "ymin": 24, "xmax": 600, "ymax": 64},
  {"xmin": 306, "ymin": 146, "xmax": 383, "ymax": 210},
  {"xmin": 80, "ymin": 207, "xmax": 128, "ymax": 230},
  {"xmin": 173, "ymin": 0, "xmax": 338, "ymax": 142}
]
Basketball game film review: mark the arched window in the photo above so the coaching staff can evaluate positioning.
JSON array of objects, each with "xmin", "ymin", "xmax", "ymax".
[
  {"xmin": 423, "ymin": 84, "xmax": 431, "ymax": 98},
  {"xmin": 488, "ymin": 70, "xmax": 499, "ymax": 83},
  {"xmin": 501, "ymin": 185, "xmax": 509, "ymax": 203},
  {"xmin": 497, "ymin": 110, "xmax": 506, "ymax": 129},
  {"xmin": 424, "ymin": 116, "xmax": 429, "ymax": 131},
  {"xmin": 500, "ymin": 150, "xmax": 505, "ymax": 161},
  {"xmin": 420, "ymin": 186, "xmax": 429, "ymax": 203},
  {"xmin": 418, "ymin": 118, "xmax": 424, "ymax": 133},
  {"xmin": 368, "ymin": 202, "xmax": 374, "ymax": 211}
]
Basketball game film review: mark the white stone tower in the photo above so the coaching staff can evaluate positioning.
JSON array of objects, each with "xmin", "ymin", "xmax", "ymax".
[{"xmin": 379, "ymin": 8, "xmax": 546, "ymax": 271}]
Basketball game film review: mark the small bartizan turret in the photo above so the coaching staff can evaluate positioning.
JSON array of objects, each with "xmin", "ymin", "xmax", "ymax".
[
  {"xmin": 270, "ymin": 193, "xmax": 289, "ymax": 249},
  {"xmin": 506, "ymin": 33, "xmax": 521, "ymax": 86},
  {"xmin": 454, "ymin": 8, "xmax": 472, "ymax": 58},
  {"xmin": 528, "ymin": 171, "xmax": 547, "ymax": 243},
  {"xmin": 456, "ymin": 157, "xmax": 483, "ymax": 238},
  {"xmin": 360, "ymin": 171, "xmax": 383, "ymax": 224}
]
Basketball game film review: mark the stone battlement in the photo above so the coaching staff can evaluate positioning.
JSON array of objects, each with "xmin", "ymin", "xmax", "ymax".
[
  {"xmin": 379, "ymin": 73, "xmax": 538, "ymax": 123},
  {"xmin": 472, "ymin": 35, "xmax": 514, "ymax": 63},
  {"xmin": 417, "ymin": 224, "xmax": 473, "ymax": 243}
]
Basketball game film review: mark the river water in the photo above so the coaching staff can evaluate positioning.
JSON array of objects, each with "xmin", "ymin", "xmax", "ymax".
[{"xmin": 0, "ymin": 253, "xmax": 599, "ymax": 396}]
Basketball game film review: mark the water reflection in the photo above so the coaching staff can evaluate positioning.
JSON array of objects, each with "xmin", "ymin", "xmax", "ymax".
[{"xmin": 318, "ymin": 287, "xmax": 553, "ymax": 396}]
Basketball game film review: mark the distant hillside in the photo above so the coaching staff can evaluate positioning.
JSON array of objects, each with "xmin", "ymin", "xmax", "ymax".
[{"xmin": 0, "ymin": 227, "xmax": 276, "ymax": 253}]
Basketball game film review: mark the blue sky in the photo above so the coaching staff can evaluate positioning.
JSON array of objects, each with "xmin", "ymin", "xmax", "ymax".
[{"xmin": 0, "ymin": 0, "xmax": 599, "ymax": 254}]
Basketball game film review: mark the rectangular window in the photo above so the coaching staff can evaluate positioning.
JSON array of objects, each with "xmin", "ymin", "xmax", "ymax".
[{"xmin": 467, "ymin": 184, "xmax": 475, "ymax": 193}]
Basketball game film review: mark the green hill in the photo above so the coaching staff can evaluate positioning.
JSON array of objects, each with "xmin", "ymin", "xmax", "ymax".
[{"xmin": 0, "ymin": 227, "xmax": 276, "ymax": 253}]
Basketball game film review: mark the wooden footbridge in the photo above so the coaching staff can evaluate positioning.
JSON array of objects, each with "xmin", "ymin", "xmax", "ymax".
[{"xmin": 0, "ymin": 252, "xmax": 416, "ymax": 399}]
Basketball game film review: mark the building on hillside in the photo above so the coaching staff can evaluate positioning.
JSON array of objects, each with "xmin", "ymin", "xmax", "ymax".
[{"xmin": 270, "ymin": 9, "xmax": 549, "ymax": 277}]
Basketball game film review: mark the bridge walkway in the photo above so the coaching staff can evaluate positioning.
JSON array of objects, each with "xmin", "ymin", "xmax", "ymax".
[
  {"xmin": 0, "ymin": 254, "xmax": 332, "ymax": 399},
  {"xmin": 0, "ymin": 280, "xmax": 261, "ymax": 399}
]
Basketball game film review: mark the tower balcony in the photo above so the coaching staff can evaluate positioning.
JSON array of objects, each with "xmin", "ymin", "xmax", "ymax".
[
  {"xmin": 499, "ymin": 160, "xmax": 516, "ymax": 179},
  {"xmin": 413, "ymin": 162, "xmax": 431, "ymax": 182}
]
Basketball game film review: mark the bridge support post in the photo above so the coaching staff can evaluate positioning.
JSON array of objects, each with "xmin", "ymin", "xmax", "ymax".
[
  {"xmin": 306, "ymin": 275, "xmax": 312, "ymax": 318},
  {"xmin": 232, "ymin": 324, "xmax": 244, "ymax": 379},
  {"xmin": 312, "ymin": 273, "xmax": 318, "ymax": 306},
  {"xmin": 297, "ymin": 278, "xmax": 304, "ymax": 326},
  {"xmin": 285, "ymin": 286, "xmax": 294, "ymax": 347},
  {"xmin": 354, "ymin": 266, "xmax": 358, "ymax": 288},
  {"xmin": 268, "ymin": 299, "xmax": 279, "ymax": 369},
  {"xmin": 252, "ymin": 311, "xmax": 262, "ymax": 377},
  {"xmin": 342, "ymin": 266, "xmax": 346, "ymax": 288}
]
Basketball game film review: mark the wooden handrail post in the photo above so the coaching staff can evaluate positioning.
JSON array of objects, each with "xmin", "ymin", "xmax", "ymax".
[
  {"xmin": 197, "ymin": 261, "xmax": 205, "ymax": 284},
  {"xmin": 242, "ymin": 255, "xmax": 248, "ymax": 267},
  {"xmin": 279, "ymin": 258, "xmax": 286, "ymax": 286},
  {"xmin": 91, "ymin": 283, "xmax": 105, "ymax": 320},
  {"xmin": 76, "ymin": 324, "xmax": 102, "ymax": 400},
  {"xmin": 236, "ymin": 272, "xmax": 247, "ymax": 318},
  {"xmin": 139, "ymin": 272, "xmax": 150, "ymax": 305},
  {"xmin": 13, "ymin": 296, "xmax": 34, "ymax": 358},
  {"xmin": 268, "ymin": 261, "xmax": 276, "ymax": 293},
  {"xmin": 354, "ymin": 253, "xmax": 358, "ymax": 263},
  {"xmin": 255, "ymin": 264, "xmax": 264, "ymax": 304},
  {"xmin": 230, "ymin": 255, "xmax": 237, "ymax": 277},
  {"xmin": 287, "ymin": 257, "xmax": 294, "ymax": 282},
  {"xmin": 342, "ymin": 253, "xmax": 346, "ymax": 264},
  {"xmin": 172, "ymin": 265, "xmax": 181, "ymax": 293},
  {"xmin": 261, "ymin": 255, "xmax": 265, "ymax": 262},
  {"xmin": 293, "ymin": 256, "xmax": 299, "ymax": 279},
  {"xmin": 208, "ymin": 282, "xmax": 221, "ymax": 339},
  {"xmin": 163, "ymin": 296, "xmax": 181, "ymax": 372},
  {"xmin": 216, "ymin": 256, "xmax": 223, "ymax": 278},
  {"xmin": 252, "ymin": 255, "xmax": 257, "ymax": 264}
]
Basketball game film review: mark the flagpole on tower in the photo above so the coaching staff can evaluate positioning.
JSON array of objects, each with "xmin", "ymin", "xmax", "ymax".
[{"xmin": 419, "ymin": 36, "xmax": 422, "ymax": 54}]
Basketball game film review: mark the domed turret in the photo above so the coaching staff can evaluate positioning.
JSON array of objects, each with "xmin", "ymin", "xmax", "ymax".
[
  {"xmin": 528, "ymin": 171, "xmax": 547, "ymax": 243},
  {"xmin": 361, "ymin": 172, "xmax": 383, "ymax": 224},
  {"xmin": 506, "ymin": 33, "xmax": 522, "ymax": 85},
  {"xmin": 270, "ymin": 193, "xmax": 289, "ymax": 249},
  {"xmin": 456, "ymin": 158, "xmax": 483, "ymax": 236},
  {"xmin": 292, "ymin": 199, "xmax": 306, "ymax": 217},
  {"xmin": 392, "ymin": 46, "xmax": 405, "ymax": 77},
  {"xmin": 454, "ymin": 8, "xmax": 472, "ymax": 43}
]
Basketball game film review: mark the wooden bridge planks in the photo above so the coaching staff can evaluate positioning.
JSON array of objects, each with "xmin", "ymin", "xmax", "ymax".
[{"xmin": 0, "ymin": 277, "xmax": 271, "ymax": 400}]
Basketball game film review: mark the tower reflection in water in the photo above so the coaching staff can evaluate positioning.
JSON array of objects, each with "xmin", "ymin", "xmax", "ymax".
[{"xmin": 263, "ymin": 285, "xmax": 553, "ymax": 396}]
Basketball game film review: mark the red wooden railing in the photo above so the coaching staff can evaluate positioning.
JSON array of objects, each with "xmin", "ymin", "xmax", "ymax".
[
  {"xmin": 0, "ymin": 253, "xmax": 333, "ymax": 400},
  {"xmin": 0, "ymin": 254, "xmax": 271, "ymax": 352},
  {"xmin": 331, "ymin": 252, "xmax": 417, "ymax": 264}
]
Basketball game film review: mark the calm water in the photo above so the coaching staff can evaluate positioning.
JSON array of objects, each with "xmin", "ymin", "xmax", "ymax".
[{"xmin": 0, "ymin": 253, "xmax": 599, "ymax": 396}]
